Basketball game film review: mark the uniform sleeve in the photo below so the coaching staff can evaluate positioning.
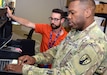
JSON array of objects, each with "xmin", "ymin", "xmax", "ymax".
[
  {"xmin": 22, "ymin": 64, "xmax": 76, "ymax": 75},
  {"xmin": 32, "ymin": 46, "xmax": 58, "ymax": 64},
  {"xmin": 22, "ymin": 40, "xmax": 106, "ymax": 75},
  {"xmin": 94, "ymin": 40, "xmax": 107, "ymax": 75}
]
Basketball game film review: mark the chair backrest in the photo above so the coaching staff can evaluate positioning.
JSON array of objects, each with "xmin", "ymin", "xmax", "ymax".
[{"xmin": 24, "ymin": 28, "xmax": 34, "ymax": 39}]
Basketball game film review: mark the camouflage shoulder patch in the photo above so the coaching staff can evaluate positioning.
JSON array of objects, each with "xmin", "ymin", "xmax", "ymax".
[{"xmin": 79, "ymin": 54, "xmax": 91, "ymax": 65}]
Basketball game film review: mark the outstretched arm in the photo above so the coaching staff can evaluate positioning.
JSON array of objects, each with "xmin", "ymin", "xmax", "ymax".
[{"xmin": 6, "ymin": 6, "xmax": 35, "ymax": 29}]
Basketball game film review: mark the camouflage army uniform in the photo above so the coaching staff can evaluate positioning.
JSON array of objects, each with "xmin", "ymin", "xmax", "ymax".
[{"xmin": 22, "ymin": 21, "xmax": 107, "ymax": 75}]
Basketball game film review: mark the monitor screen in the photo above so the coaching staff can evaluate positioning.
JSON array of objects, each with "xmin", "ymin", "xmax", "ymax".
[{"xmin": 0, "ymin": 8, "xmax": 7, "ymax": 28}]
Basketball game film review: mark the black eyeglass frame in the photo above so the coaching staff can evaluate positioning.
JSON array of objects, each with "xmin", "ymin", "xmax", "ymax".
[{"xmin": 49, "ymin": 17, "xmax": 61, "ymax": 22}]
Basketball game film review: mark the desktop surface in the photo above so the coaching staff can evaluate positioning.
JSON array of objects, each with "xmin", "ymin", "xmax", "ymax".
[{"xmin": 0, "ymin": 70, "xmax": 22, "ymax": 75}]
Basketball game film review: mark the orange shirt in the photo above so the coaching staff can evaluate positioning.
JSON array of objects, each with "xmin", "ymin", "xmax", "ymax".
[{"xmin": 35, "ymin": 24, "xmax": 67, "ymax": 52}]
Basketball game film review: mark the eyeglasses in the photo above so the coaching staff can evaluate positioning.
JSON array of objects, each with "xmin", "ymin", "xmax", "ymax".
[{"xmin": 49, "ymin": 17, "xmax": 61, "ymax": 22}]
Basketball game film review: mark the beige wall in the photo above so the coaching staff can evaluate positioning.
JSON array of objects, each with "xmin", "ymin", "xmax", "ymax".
[
  {"xmin": 96, "ymin": 0, "xmax": 107, "ymax": 2},
  {"xmin": 15, "ymin": 0, "xmax": 66, "ymax": 23},
  {"xmin": 14, "ymin": 0, "xmax": 67, "ymax": 32}
]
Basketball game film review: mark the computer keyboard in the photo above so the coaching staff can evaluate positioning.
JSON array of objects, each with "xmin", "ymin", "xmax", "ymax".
[
  {"xmin": 0, "ymin": 59, "xmax": 22, "ymax": 75},
  {"xmin": 0, "ymin": 59, "xmax": 17, "ymax": 70}
]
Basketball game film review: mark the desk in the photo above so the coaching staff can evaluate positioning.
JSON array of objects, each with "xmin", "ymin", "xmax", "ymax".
[
  {"xmin": 0, "ymin": 71, "xmax": 22, "ymax": 75},
  {"xmin": 95, "ymin": 13, "xmax": 107, "ymax": 33}
]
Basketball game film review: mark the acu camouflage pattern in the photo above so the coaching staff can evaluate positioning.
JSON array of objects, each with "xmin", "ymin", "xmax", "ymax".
[{"xmin": 22, "ymin": 21, "xmax": 107, "ymax": 75}]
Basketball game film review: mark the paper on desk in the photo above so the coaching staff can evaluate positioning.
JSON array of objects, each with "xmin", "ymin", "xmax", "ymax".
[{"xmin": 94, "ymin": 16, "xmax": 105, "ymax": 31}]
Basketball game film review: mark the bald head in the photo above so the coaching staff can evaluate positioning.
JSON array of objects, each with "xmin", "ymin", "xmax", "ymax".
[{"xmin": 69, "ymin": 0, "xmax": 96, "ymax": 14}]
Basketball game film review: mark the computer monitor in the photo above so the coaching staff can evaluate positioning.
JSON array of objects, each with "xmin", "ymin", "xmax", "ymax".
[
  {"xmin": 0, "ymin": 8, "xmax": 7, "ymax": 28},
  {"xmin": 0, "ymin": 8, "xmax": 12, "ymax": 39}
]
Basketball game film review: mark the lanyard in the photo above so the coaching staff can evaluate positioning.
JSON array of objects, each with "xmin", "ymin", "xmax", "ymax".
[{"xmin": 48, "ymin": 29, "xmax": 62, "ymax": 49}]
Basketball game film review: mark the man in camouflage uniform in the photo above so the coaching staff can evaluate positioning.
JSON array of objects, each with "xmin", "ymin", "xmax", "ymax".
[{"xmin": 4, "ymin": 0, "xmax": 107, "ymax": 75}]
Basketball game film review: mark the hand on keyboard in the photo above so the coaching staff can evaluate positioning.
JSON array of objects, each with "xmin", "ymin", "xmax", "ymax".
[
  {"xmin": 4, "ymin": 64, "xmax": 23, "ymax": 73},
  {"xmin": 18, "ymin": 55, "xmax": 36, "ymax": 65}
]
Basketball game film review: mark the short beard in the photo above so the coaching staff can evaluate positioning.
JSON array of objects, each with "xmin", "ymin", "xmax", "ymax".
[{"xmin": 51, "ymin": 23, "xmax": 61, "ymax": 29}]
